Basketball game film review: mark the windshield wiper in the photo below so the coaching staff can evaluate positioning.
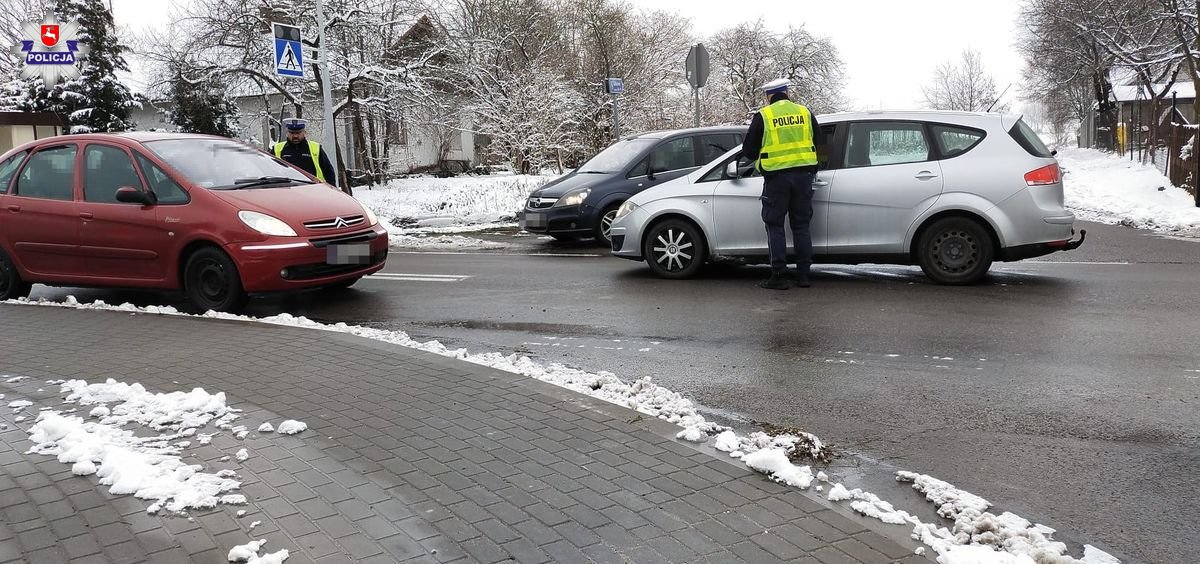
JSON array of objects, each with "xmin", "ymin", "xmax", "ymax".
[
  {"xmin": 227, "ymin": 176, "xmax": 306, "ymax": 189},
  {"xmin": 577, "ymin": 170, "xmax": 609, "ymax": 174}
]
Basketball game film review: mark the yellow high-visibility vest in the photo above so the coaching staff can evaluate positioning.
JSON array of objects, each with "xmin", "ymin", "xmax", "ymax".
[
  {"xmin": 274, "ymin": 140, "xmax": 325, "ymax": 182},
  {"xmin": 757, "ymin": 100, "xmax": 818, "ymax": 172}
]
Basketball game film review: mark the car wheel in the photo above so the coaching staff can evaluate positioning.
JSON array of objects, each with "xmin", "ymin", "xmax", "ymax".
[
  {"xmin": 0, "ymin": 249, "xmax": 32, "ymax": 301},
  {"xmin": 323, "ymin": 276, "xmax": 361, "ymax": 291},
  {"xmin": 594, "ymin": 204, "xmax": 621, "ymax": 243},
  {"xmin": 184, "ymin": 247, "xmax": 248, "ymax": 312},
  {"xmin": 916, "ymin": 217, "xmax": 995, "ymax": 285},
  {"xmin": 643, "ymin": 219, "xmax": 706, "ymax": 279}
]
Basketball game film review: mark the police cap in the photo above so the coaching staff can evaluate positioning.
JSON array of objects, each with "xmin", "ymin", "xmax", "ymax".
[
  {"xmin": 283, "ymin": 118, "xmax": 307, "ymax": 131},
  {"xmin": 761, "ymin": 78, "xmax": 790, "ymax": 94}
]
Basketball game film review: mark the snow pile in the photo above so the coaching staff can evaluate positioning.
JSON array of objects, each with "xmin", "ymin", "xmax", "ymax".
[
  {"xmin": 276, "ymin": 420, "xmax": 307, "ymax": 435},
  {"xmin": 386, "ymin": 233, "xmax": 509, "ymax": 250},
  {"xmin": 1057, "ymin": 148, "xmax": 1200, "ymax": 236},
  {"xmin": 355, "ymin": 173, "xmax": 554, "ymax": 231},
  {"xmin": 257, "ymin": 423, "xmax": 274, "ymax": 433},
  {"xmin": 8, "ymin": 400, "xmax": 32, "ymax": 410},
  {"xmin": 711, "ymin": 428, "xmax": 833, "ymax": 463},
  {"xmin": 235, "ymin": 448, "xmax": 249, "ymax": 462},
  {"xmin": 740, "ymin": 448, "xmax": 814, "ymax": 489},
  {"xmin": 62, "ymin": 379, "xmax": 234, "ymax": 431},
  {"xmin": 895, "ymin": 471, "xmax": 1120, "ymax": 564},
  {"xmin": 227, "ymin": 539, "xmax": 289, "ymax": 563},
  {"xmin": 826, "ymin": 483, "xmax": 916, "ymax": 525},
  {"xmin": 25, "ymin": 411, "xmax": 240, "ymax": 513}
]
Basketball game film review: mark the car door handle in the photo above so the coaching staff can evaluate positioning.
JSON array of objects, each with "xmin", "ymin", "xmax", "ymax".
[
  {"xmin": 6, "ymin": 205, "xmax": 19, "ymax": 212},
  {"xmin": 915, "ymin": 172, "xmax": 939, "ymax": 180},
  {"xmin": 79, "ymin": 212, "xmax": 94, "ymax": 219},
  {"xmin": 812, "ymin": 179, "xmax": 829, "ymax": 188}
]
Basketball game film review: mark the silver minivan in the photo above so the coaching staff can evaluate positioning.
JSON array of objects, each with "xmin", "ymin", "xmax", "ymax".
[{"xmin": 609, "ymin": 111, "xmax": 1085, "ymax": 284}]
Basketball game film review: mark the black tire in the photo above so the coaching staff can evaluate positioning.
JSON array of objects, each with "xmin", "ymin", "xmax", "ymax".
[
  {"xmin": 642, "ymin": 219, "xmax": 707, "ymax": 279},
  {"xmin": 0, "ymin": 249, "xmax": 32, "ymax": 301},
  {"xmin": 594, "ymin": 203, "xmax": 622, "ymax": 243},
  {"xmin": 916, "ymin": 217, "xmax": 995, "ymax": 285},
  {"xmin": 323, "ymin": 276, "xmax": 361, "ymax": 291},
  {"xmin": 183, "ymin": 247, "xmax": 248, "ymax": 312}
]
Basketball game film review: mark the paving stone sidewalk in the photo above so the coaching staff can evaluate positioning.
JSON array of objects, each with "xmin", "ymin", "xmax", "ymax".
[{"xmin": 0, "ymin": 305, "xmax": 929, "ymax": 563}]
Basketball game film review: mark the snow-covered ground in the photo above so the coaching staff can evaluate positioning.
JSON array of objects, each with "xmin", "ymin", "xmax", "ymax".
[
  {"xmin": 1058, "ymin": 148, "xmax": 1200, "ymax": 237},
  {"xmin": 354, "ymin": 172, "xmax": 556, "ymax": 249},
  {"xmin": 3, "ymin": 296, "xmax": 1120, "ymax": 563}
]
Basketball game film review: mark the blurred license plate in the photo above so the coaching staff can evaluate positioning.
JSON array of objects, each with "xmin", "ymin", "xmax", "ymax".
[
  {"xmin": 523, "ymin": 213, "xmax": 546, "ymax": 229},
  {"xmin": 326, "ymin": 243, "xmax": 370, "ymax": 265}
]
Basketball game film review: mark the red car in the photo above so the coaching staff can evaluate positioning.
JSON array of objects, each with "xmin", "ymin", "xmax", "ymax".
[{"xmin": 0, "ymin": 132, "xmax": 388, "ymax": 312}]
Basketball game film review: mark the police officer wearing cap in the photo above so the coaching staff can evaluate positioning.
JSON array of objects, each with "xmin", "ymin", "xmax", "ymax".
[
  {"xmin": 741, "ymin": 78, "xmax": 823, "ymax": 290},
  {"xmin": 274, "ymin": 118, "xmax": 338, "ymax": 189}
]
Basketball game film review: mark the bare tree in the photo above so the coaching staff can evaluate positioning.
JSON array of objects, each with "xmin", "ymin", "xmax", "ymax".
[
  {"xmin": 922, "ymin": 49, "xmax": 1001, "ymax": 112},
  {"xmin": 707, "ymin": 19, "xmax": 846, "ymax": 125}
]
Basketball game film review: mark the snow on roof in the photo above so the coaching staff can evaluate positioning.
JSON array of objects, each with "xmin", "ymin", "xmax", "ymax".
[{"xmin": 1112, "ymin": 82, "xmax": 1195, "ymax": 102}]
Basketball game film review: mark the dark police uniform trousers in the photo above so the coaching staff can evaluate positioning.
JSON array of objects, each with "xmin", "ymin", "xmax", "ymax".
[{"xmin": 761, "ymin": 167, "xmax": 815, "ymax": 273}]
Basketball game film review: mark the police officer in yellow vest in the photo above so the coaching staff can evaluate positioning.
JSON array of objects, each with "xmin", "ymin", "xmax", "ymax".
[
  {"xmin": 274, "ymin": 118, "xmax": 338, "ymax": 189},
  {"xmin": 741, "ymin": 78, "xmax": 823, "ymax": 290}
]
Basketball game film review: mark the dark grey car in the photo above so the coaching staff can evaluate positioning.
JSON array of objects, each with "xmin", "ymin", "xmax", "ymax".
[{"xmin": 518, "ymin": 127, "xmax": 746, "ymax": 243}]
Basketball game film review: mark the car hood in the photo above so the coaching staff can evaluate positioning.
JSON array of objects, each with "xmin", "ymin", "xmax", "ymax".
[
  {"xmin": 532, "ymin": 173, "xmax": 606, "ymax": 198},
  {"xmin": 209, "ymin": 183, "xmax": 365, "ymax": 224}
]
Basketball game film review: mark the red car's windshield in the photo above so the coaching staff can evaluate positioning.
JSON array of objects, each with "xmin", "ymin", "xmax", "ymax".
[{"xmin": 143, "ymin": 139, "xmax": 312, "ymax": 189}]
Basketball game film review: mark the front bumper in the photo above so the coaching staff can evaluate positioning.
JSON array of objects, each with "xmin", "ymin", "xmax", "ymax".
[
  {"xmin": 229, "ymin": 223, "xmax": 389, "ymax": 292},
  {"xmin": 518, "ymin": 205, "xmax": 594, "ymax": 235},
  {"xmin": 609, "ymin": 218, "xmax": 644, "ymax": 261}
]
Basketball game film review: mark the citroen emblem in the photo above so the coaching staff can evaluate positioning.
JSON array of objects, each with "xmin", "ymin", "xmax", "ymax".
[{"xmin": 333, "ymin": 216, "xmax": 349, "ymax": 228}]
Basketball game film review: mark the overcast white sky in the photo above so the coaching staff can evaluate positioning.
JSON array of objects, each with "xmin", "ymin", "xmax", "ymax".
[{"xmin": 108, "ymin": 0, "xmax": 1027, "ymax": 110}]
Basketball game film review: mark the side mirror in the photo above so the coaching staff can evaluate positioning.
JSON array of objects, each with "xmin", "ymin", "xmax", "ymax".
[
  {"xmin": 115, "ymin": 187, "xmax": 156, "ymax": 206},
  {"xmin": 725, "ymin": 161, "xmax": 739, "ymax": 179}
]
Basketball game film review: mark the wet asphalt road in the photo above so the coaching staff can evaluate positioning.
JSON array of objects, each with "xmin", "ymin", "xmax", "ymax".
[{"xmin": 32, "ymin": 220, "xmax": 1200, "ymax": 564}]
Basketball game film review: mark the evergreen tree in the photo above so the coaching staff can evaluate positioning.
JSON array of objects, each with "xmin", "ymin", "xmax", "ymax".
[
  {"xmin": 20, "ymin": 0, "xmax": 136, "ymax": 133},
  {"xmin": 164, "ymin": 61, "xmax": 240, "ymax": 137}
]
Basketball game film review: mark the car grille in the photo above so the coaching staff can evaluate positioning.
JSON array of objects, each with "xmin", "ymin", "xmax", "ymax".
[
  {"xmin": 309, "ymin": 229, "xmax": 380, "ymax": 248},
  {"xmin": 304, "ymin": 215, "xmax": 365, "ymax": 230},
  {"xmin": 527, "ymin": 197, "xmax": 557, "ymax": 209},
  {"xmin": 283, "ymin": 250, "xmax": 388, "ymax": 281}
]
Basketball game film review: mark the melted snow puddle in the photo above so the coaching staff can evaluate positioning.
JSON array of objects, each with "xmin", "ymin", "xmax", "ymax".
[{"xmin": 4, "ymin": 296, "xmax": 1120, "ymax": 563}]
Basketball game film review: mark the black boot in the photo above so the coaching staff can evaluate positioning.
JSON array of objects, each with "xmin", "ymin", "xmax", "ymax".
[
  {"xmin": 786, "ymin": 269, "xmax": 811, "ymax": 288},
  {"xmin": 759, "ymin": 271, "xmax": 790, "ymax": 290}
]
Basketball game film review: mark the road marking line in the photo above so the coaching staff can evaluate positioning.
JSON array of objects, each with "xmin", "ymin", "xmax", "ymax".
[
  {"xmin": 375, "ymin": 273, "xmax": 470, "ymax": 279},
  {"xmin": 367, "ymin": 274, "xmax": 470, "ymax": 282},
  {"xmin": 1020, "ymin": 261, "xmax": 1130, "ymax": 265}
]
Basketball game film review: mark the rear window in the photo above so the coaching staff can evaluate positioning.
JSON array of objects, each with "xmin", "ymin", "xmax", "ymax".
[{"xmin": 1008, "ymin": 119, "xmax": 1053, "ymax": 158}]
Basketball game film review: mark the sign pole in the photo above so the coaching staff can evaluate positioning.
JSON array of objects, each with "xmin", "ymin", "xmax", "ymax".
[
  {"xmin": 685, "ymin": 43, "xmax": 710, "ymax": 128},
  {"xmin": 315, "ymin": 0, "xmax": 338, "ymax": 188},
  {"xmin": 613, "ymin": 93, "xmax": 620, "ymax": 140}
]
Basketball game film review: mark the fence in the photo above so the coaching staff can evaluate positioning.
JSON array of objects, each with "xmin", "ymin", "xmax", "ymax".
[{"xmin": 1166, "ymin": 123, "xmax": 1200, "ymax": 204}]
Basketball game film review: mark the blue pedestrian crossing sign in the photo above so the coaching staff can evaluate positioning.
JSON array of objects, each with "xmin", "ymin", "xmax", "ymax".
[{"xmin": 272, "ymin": 22, "xmax": 304, "ymax": 79}]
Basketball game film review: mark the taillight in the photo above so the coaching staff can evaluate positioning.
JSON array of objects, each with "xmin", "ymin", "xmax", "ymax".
[{"xmin": 1024, "ymin": 164, "xmax": 1060, "ymax": 186}]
